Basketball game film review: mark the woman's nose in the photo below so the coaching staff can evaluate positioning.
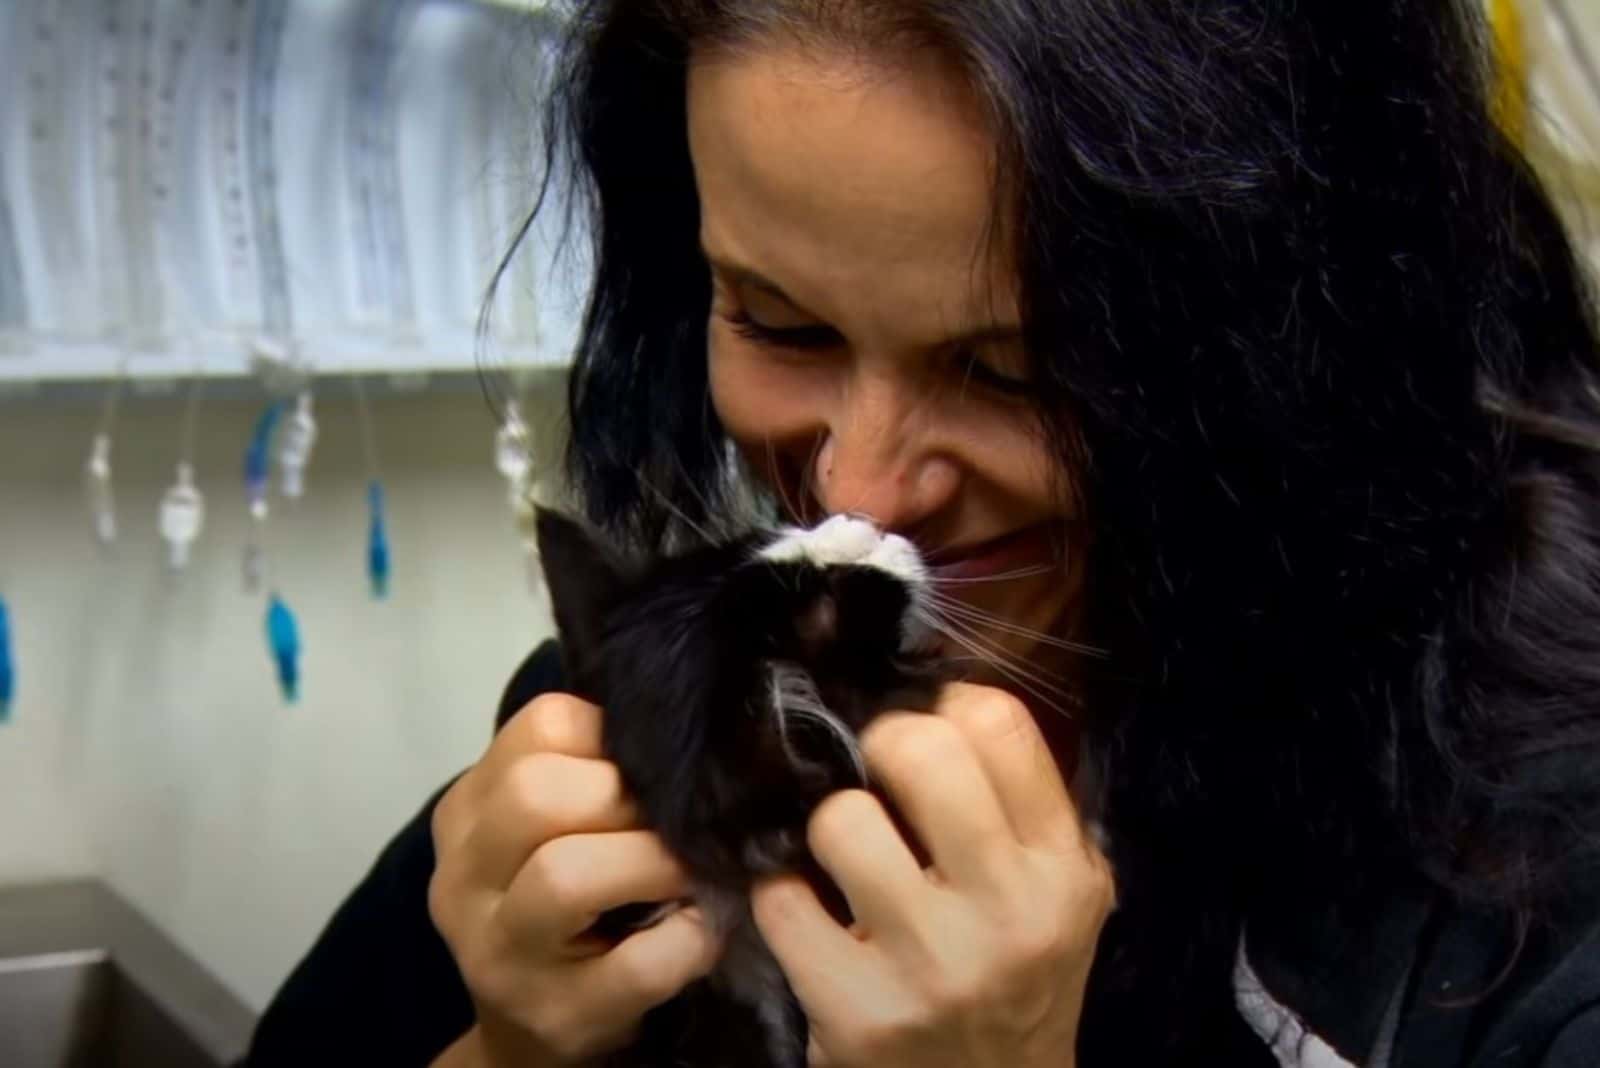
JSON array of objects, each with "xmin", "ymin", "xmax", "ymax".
[{"xmin": 810, "ymin": 378, "xmax": 960, "ymax": 532}]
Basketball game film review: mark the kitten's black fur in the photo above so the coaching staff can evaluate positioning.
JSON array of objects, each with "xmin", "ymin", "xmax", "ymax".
[{"xmin": 535, "ymin": 510, "xmax": 945, "ymax": 1068}]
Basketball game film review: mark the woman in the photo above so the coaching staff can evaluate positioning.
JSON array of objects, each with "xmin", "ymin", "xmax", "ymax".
[{"xmin": 246, "ymin": 1, "xmax": 1600, "ymax": 1065}]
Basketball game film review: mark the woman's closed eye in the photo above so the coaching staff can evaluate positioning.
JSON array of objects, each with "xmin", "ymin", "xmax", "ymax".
[
  {"xmin": 955, "ymin": 346, "xmax": 1032, "ymax": 398},
  {"xmin": 722, "ymin": 307, "xmax": 1032, "ymax": 399},
  {"xmin": 722, "ymin": 307, "xmax": 843, "ymax": 351}
]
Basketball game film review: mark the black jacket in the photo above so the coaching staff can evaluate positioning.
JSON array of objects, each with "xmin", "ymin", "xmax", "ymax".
[{"xmin": 244, "ymin": 640, "xmax": 1600, "ymax": 1067}]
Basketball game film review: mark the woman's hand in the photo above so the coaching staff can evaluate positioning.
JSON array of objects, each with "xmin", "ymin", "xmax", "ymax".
[
  {"xmin": 428, "ymin": 694, "xmax": 721, "ymax": 1068},
  {"xmin": 751, "ymin": 683, "xmax": 1113, "ymax": 1068}
]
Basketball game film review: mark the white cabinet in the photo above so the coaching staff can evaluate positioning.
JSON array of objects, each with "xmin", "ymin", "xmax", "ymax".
[{"xmin": 0, "ymin": 0, "xmax": 586, "ymax": 382}]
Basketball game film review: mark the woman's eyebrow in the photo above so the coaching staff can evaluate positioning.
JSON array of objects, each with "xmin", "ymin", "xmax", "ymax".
[
  {"xmin": 705, "ymin": 252, "xmax": 1024, "ymax": 347},
  {"xmin": 705, "ymin": 255, "xmax": 807, "ymax": 308}
]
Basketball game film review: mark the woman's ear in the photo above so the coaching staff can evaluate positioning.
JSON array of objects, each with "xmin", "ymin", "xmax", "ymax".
[{"xmin": 535, "ymin": 510, "xmax": 628, "ymax": 679}]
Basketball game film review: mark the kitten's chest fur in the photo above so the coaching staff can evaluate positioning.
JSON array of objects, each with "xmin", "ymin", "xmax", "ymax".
[
  {"xmin": 605, "ymin": 888, "xmax": 806, "ymax": 1068},
  {"xmin": 537, "ymin": 513, "xmax": 943, "ymax": 1068}
]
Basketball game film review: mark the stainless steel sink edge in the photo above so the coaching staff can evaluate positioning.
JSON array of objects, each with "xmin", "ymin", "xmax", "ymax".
[{"xmin": 0, "ymin": 880, "xmax": 258, "ymax": 1067}]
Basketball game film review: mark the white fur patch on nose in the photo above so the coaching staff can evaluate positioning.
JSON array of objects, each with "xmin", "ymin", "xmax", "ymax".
[
  {"xmin": 865, "ymin": 535, "xmax": 928, "ymax": 587},
  {"xmin": 759, "ymin": 515, "xmax": 928, "ymax": 586}
]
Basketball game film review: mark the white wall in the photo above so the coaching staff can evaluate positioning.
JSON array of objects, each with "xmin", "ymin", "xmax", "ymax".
[{"xmin": 0, "ymin": 375, "xmax": 564, "ymax": 1010}]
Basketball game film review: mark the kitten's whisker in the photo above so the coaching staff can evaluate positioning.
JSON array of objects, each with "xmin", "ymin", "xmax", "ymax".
[
  {"xmin": 590, "ymin": 434, "xmax": 726, "ymax": 546},
  {"xmin": 919, "ymin": 606, "xmax": 1078, "ymax": 699},
  {"xmin": 929, "ymin": 565, "xmax": 1056, "ymax": 585},
  {"xmin": 928, "ymin": 601, "xmax": 1091, "ymax": 659},
  {"xmin": 790, "ymin": 435, "xmax": 826, "ymax": 527},
  {"xmin": 939, "ymin": 654, "xmax": 1018, "ymax": 666},
  {"xmin": 663, "ymin": 446, "xmax": 733, "ymax": 542},
  {"xmin": 920, "ymin": 612, "xmax": 1076, "ymax": 717},
  {"xmin": 634, "ymin": 475, "xmax": 722, "ymax": 547},
  {"xmin": 934, "ymin": 620, "xmax": 1080, "ymax": 705},
  {"xmin": 922, "ymin": 604, "xmax": 1074, "ymax": 682},
  {"xmin": 769, "ymin": 661, "xmax": 867, "ymax": 785},
  {"xmin": 923, "ymin": 593, "xmax": 1108, "ymax": 658},
  {"xmin": 765, "ymin": 437, "xmax": 806, "ymax": 528},
  {"xmin": 724, "ymin": 447, "xmax": 786, "ymax": 537}
]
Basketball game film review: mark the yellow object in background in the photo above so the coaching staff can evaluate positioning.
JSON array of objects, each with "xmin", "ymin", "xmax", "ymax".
[
  {"xmin": 1499, "ymin": 0, "xmax": 1600, "ymax": 252},
  {"xmin": 1490, "ymin": 0, "xmax": 1530, "ymax": 148}
]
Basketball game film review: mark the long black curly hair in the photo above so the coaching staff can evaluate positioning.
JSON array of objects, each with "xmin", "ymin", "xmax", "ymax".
[{"xmin": 490, "ymin": 0, "xmax": 1600, "ymax": 1060}]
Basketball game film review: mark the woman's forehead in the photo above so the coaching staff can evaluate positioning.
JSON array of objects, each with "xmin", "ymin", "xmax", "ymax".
[{"xmin": 688, "ymin": 44, "xmax": 1018, "ymax": 337}]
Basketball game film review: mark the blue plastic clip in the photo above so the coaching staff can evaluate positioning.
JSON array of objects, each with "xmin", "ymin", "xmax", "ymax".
[
  {"xmin": 266, "ymin": 593, "xmax": 301, "ymax": 703},
  {"xmin": 0, "ymin": 596, "xmax": 14, "ymax": 723},
  {"xmin": 244, "ymin": 402, "xmax": 285, "ymax": 510},
  {"xmin": 367, "ymin": 480, "xmax": 390, "ymax": 599}
]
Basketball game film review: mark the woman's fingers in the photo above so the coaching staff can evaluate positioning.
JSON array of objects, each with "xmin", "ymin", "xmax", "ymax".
[
  {"xmin": 433, "ymin": 694, "xmax": 610, "ymax": 857},
  {"xmin": 581, "ymin": 906, "xmax": 722, "ymax": 1020},
  {"xmin": 804, "ymin": 788, "xmax": 927, "ymax": 935},
  {"xmin": 752, "ymin": 875, "xmax": 899, "ymax": 1033},
  {"xmin": 427, "ymin": 690, "xmax": 726, "ymax": 1065},
  {"xmin": 498, "ymin": 693, "xmax": 608, "ymax": 761},
  {"xmin": 463, "ymin": 753, "xmax": 638, "ymax": 890},
  {"xmin": 934, "ymin": 683, "xmax": 1084, "ymax": 851},
  {"xmin": 859, "ymin": 711, "xmax": 1017, "ymax": 891},
  {"xmin": 499, "ymin": 829, "xmax": 696, "ymax": 949}
]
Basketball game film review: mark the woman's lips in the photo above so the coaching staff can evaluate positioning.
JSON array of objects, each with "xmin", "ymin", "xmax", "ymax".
[{"xmin": 926, "ymin": 524, "xmax": 1062, "ymax": 580}]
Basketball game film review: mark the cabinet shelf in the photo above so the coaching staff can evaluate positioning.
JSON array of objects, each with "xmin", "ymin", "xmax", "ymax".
[
  {"xmin": 0, "ymin": 328, "xmax": 571, "ymax": 384},
  {"xmin": 0, "ymin": 0, "xmax": 580, "ymax": 386}
]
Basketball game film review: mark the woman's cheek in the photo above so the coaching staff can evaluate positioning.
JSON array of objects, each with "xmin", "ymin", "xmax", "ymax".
[
  {"xmin": 947, "ymin": 400, "xmax": 1061, "ymax": 516},
  {"xmin": 708, "ymin": 330, "xmax": 827, "ymax": 444}
]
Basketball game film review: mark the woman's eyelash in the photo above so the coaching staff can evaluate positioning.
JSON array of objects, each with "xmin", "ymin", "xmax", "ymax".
[
  {"xmin": 722, "ymin": 309, "xmax": 841, "ymax": 350},
  {"xmin": 959, "ymin": 352, "xmax": 1033, "ymax": 397},
  {"xmin": 722, "ymin": 308, "xmax": 1032, "ymax": 397}
]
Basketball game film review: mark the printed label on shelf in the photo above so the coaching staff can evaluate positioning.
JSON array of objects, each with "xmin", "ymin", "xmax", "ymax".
[
  {"xmin": 345, "ymin": 0, "xmax": 420, "ymax": 336},
  {"xmin": 248, "ymin": 0, "xmax": 294, "ymax": 341},
  {"xmin": 10, "ymin": 0, "xmax": 101, "ymax": 337},
  {"xmin": 0, "ymin": 5, "xmax": 28, "ymax": 338},
  {"xmin": 0, "ymin": 0, "xmax": 581, "ymax": 380}
]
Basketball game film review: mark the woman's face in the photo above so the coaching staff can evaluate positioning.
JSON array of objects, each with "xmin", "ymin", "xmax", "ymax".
[{"xmin": 688, "ymin": 43, "xmax": 1085, "ymax": 688}]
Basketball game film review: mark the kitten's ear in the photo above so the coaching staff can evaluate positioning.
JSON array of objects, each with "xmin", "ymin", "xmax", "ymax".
[{"xmin": 536, "ymin": 510, "xmax": 629, "ymax": 668}]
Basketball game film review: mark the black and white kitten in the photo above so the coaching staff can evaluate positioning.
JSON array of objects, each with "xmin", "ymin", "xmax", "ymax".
[{"xmin": 535, "ymin": 510, "xmax": 948, "ymax": 1068}]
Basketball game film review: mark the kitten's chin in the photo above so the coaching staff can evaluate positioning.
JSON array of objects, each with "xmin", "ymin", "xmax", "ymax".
[
  {"xmin": 741, "ymin": 829, "xmax": 804, "ymax": 875},
  {"xmin": 899, "ymin": 613, "xmax": 939, "ymax": 654}
]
